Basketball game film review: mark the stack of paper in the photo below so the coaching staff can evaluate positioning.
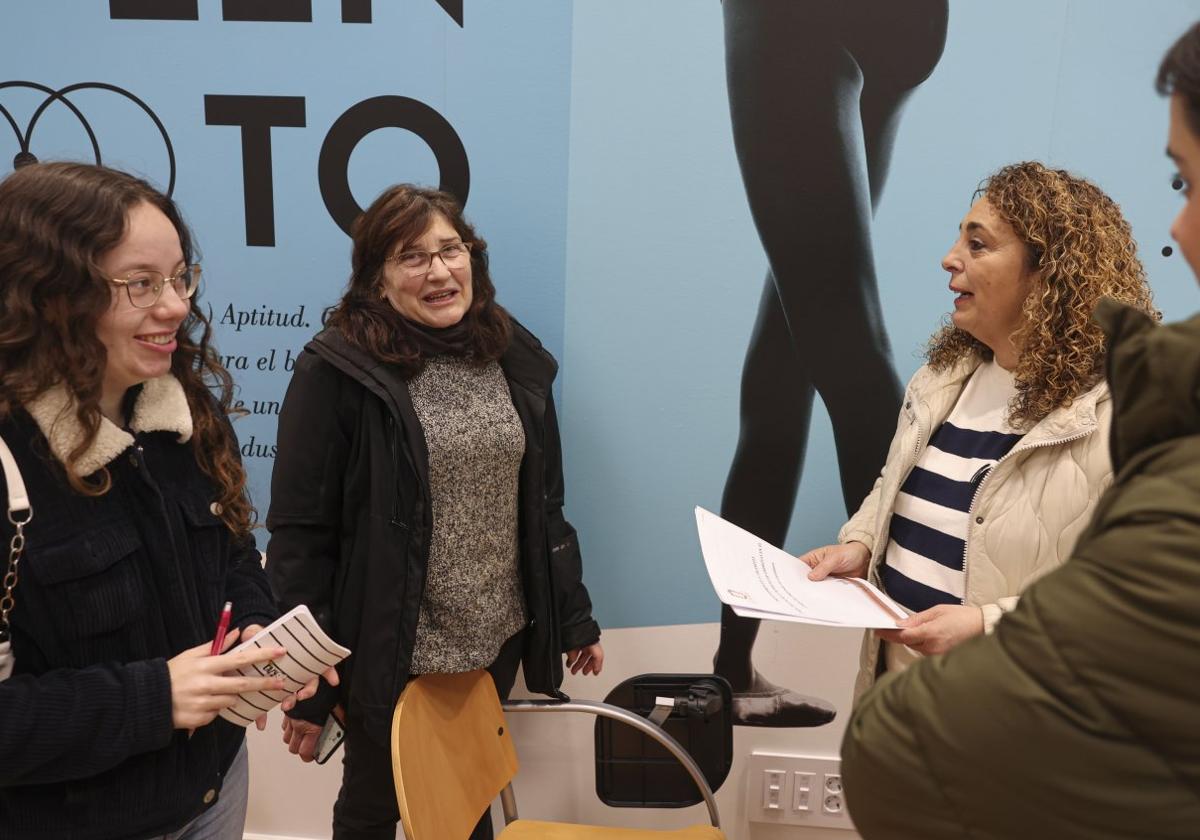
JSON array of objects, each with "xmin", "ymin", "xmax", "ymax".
[
  {"xmin": 219, "ymin": 604, "xmax": 351, "ymax": 726},
  {"xmin": 695, "ymin": 507, "xmax": 907, "ymax": 629}
]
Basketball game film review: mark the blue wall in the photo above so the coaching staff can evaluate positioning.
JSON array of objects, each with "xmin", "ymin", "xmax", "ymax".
[
  {"xmin": 2, "ymin": 1, "xmax": 573, "ymax": 505},
  {"xmin": 4, "ymin": 1, "xmax": 1198, "ymax": 631},
  {"xmin": 563, "ymin": 1, "xmax": 1200, "ymax": 628}
]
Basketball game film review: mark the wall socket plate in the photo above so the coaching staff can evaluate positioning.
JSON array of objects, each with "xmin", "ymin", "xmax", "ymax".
[{"xmin": 746, "ymin": 751, "xmax": 855, "ymax": 830}]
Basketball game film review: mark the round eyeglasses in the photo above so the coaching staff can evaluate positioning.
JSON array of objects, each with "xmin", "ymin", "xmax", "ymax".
[
  {"xmin": 387, "ymin": 241, "xmax": 473, "ymax": 276},
  {"xmin": 108, "ymin": 265, "xmax": 201, "ymax": 309}
]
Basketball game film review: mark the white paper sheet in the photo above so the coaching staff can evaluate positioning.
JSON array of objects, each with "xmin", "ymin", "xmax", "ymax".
[{"xmin": 696, "ymin": 506, "xmax": 907, "ymax": 629}]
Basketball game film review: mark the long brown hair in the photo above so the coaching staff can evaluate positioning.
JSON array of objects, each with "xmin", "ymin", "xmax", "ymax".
[
  {"xmin": 0, "ymin": 162, "xmax": 253, "ymax": 534},
  {"xmin": 323, "ymin": 184, "xmax": 511, "ymax": 377},
  {"xmin": 925, "ymin": 161, "xmax": 1159, "ymax": 429}
]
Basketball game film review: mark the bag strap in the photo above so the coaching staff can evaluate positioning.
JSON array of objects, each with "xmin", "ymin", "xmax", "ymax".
[{"xmin": 0, "ymin": 435, "xmax": 32, "ymax": 641}]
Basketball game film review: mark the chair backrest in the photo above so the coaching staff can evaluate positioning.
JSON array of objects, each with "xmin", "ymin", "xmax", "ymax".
[{"xmin": 391, "ymin": 670, "xmax": 519, "ymax": 840}]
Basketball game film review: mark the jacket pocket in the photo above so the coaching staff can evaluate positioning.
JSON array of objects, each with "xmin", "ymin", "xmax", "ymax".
[
  {"xmin": 177, "ymin": 492, "xmax": 229, "ymax": 575},
  {"xmin": 547, "ymin": 524, "xmax": 598, "ymax": 651},
  {"xmin": 34, "ymin": 522, "xmax": 144, "ymax": 637},
  {"xmin": 176, "ymin": 492, "xmax": 236, "ymax": 619}
]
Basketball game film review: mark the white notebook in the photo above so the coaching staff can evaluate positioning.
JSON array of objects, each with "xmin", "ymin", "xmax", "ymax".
[{"xmin": 218, "ymin": 604, "xmax": 351, "ymax": 726}]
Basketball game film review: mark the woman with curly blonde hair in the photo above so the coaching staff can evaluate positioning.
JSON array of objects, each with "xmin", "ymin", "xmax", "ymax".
[
  {"xmin": 925, "ymin": 162, "xmax": 1157, "ymax": 427},
  {"xmin": 804, "ymin": 160, "xmax": 1158, "ymax": 697},
  {"xmin": 842, "ymin": 29, "xmax": 1200, "ymax": 838}
]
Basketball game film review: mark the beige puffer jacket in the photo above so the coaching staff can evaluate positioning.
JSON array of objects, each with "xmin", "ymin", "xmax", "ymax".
[{"xmin": 838, "ymin": 354, "xmax": 1113, "ymax": 699}]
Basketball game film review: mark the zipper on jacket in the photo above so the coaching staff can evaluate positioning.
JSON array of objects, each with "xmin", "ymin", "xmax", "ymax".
[
  {"xmin": 384, "ymin": 415, "xmax": 408, "ymax": 531},
  {"xmin": 968, "ymin": 464, "xmax": 991, "ymax": 486},
  {"xmin": 960, "ymin": 426, "xmax": 1095, "ymax": 605},
  {"xmin": 907, "ymin": 397, "xmax": 927, "ymax": 461},
  {"xmin": 540, "ymin": 422, "xmax": 562, "ymax": 693},
  {"xmin": 527, "ymin": 406, "xmax": 570, "ymax": 699}
]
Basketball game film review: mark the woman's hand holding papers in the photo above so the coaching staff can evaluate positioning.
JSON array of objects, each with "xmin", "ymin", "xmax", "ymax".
[
  {"xmin": 800, "ymin": 538, "xmax": 985, "ymax": 653},
  {"xmin": 874, "ymin": 604, "xmax": 984, "ymax": 655},
  {"xmin": 802, "ymin": 541, "xmax": 871, "ymax": 581}
]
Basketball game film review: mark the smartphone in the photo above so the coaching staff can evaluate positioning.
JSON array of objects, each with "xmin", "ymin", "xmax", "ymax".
[{"xmin": 314, "ymin": 710, "xmax": 346, "ymax": 765}]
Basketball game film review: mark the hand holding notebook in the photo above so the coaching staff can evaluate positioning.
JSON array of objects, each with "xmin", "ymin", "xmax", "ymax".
[{"xmin": 218, "ymin": 605, "xmax": 351, "ymax": 727}]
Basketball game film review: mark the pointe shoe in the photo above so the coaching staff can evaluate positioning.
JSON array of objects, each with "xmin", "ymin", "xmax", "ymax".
[{"xmin": 730, "ymin": 671, "xmax": 836, "ymax": 728}]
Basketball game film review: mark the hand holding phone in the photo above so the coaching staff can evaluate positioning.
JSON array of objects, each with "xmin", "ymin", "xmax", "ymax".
[{"xmin": 314, "ymin": 707, "xmax": 346, "ymax": 765}]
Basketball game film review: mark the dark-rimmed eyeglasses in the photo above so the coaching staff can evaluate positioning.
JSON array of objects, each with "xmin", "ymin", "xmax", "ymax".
[
  {"xmin": 108, "ymin": 265, "xmax": 201, "ymax": 309},
  {"xmin": 387, "ymin": 241, "xmax": 473, "ymax": 276}
]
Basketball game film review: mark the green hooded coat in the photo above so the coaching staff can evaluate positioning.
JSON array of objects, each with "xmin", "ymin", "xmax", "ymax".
[{"xmin": 841, "ymin": 300, "xmax": 1200, "ymax": 839}]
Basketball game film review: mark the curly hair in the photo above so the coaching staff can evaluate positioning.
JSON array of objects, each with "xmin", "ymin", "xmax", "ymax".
[
  {"xmin": 926, "ymin": 161, "xmax": 1159, "ymax": 429},
  {"xmin": 0, "ymin": 162, "xmax": 254, "ymax": 535},
  {"xmin": 323, "ymin": 184, "xmax": 510, "ymax": 378}
]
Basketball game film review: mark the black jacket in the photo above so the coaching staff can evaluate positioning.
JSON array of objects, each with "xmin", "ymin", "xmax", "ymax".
[
  {"xmin": 266, "ymin": 322, "xmax": 601, "ymax": 744},
  {"xmin": 0, "ymin": 387, "xmax": 277, "ymax": 840}
]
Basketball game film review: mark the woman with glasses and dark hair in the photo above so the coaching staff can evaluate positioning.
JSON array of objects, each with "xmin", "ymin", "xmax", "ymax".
[
  {"xmin": 0, "ymin": 161, "xmax": 327, "ymax": 840},
  {"xmin": 840, "ymin": 24, "xmax": 1200, "ymax": 839},
  {"xmin": 267, "ymin": 183, "xmax": 604, "ymax": 840}
]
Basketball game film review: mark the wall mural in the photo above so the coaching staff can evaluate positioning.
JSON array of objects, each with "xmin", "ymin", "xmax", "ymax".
[
  {"xmin": 713, "ymin": 0, "xmax": 949, "ymax": 728},
  {"xmin": 4, "ymin": 7, "xmax": 1199, "ymax": 830},
  {"xmin": 558, "ymin": 0, "xmax": 1200, "ymax": 756},
  {"xmin": 3, "ymin": 1, "xmax": 573, "ymax": 505}
]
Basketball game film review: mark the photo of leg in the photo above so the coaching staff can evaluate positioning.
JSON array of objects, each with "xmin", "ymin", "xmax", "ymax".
[{"xmin": 713, "ymin": 0, "xmax": 949, "ymax": 727}]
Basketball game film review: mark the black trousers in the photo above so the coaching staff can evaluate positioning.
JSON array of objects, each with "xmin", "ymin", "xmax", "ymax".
[{"xmin": 331, "ymin": 631, "xmax": 526, "ymax": 840}]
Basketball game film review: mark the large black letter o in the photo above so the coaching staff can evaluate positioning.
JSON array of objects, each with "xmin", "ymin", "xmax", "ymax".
[{"xmin": 318, "ymin": 96, "xmax": 469, "ymax": 236}]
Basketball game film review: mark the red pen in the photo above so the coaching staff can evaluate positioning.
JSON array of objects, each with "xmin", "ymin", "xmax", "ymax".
[{"xmin": 210, "ymin": 601, "xmax": 232, "ymax": 655}]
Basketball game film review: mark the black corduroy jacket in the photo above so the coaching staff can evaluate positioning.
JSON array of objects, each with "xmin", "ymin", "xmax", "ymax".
[
  {"xmin": 266, "ymin": 321, "xmax": 601, "ymax": 744},
  {"xmin": 0, "ymin": 377, "xmax": 277, "ymax": 840}
]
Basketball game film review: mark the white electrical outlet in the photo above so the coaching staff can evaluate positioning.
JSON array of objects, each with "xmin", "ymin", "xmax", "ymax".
[
  {"xmin": 746, "ymin": 752, "xmax": 855, "ymax": 830},
  {"xmin": 823, "ymin": 771, "xmax": 847, "ymax": 817}
]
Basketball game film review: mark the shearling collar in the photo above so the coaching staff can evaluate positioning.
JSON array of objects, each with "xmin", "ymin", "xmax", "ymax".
[{"xmin": 25, "ymin": 375, "xmax": 193, "ymax": 476}]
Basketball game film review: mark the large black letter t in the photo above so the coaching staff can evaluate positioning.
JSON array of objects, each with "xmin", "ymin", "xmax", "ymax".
[{"xmin": 204, "ymin": 95, "xmax": 306, "ymax": 247}]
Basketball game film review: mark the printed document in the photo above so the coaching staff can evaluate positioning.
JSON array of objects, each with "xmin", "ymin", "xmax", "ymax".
[{"xmin": 696, "ymin": 506, "xmax": 907, "ymax": 628}]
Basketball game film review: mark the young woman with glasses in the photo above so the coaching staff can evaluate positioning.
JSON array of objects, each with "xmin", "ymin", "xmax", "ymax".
[
  {"xmin": 0, "ymin": 161, "xmax": 330, "ymax": 840},
  {"xmin": 267, "ymin": 183, "xmax": 604, "ymax": 840}
]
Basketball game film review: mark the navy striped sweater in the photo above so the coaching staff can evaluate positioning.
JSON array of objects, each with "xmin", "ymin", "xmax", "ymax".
[{"xmin": 881, "ymin": 361, "xmax": 1023, "ymax": 613}]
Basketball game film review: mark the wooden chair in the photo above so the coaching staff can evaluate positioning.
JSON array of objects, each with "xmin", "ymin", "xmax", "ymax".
[{"xmin": 391, "ymin": 670, "xmax": 726, "ymax": 840}]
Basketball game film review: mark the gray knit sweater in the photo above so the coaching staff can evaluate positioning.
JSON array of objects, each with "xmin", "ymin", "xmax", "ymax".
[{"xmin": 407, "ymin": 355, "xmax": 528, "ymax": 673}]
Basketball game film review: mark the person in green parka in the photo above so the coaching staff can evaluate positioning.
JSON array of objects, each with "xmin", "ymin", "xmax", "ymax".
[{"xmin": 840, "ymin": 22, "xmax": 1200, "ymax": 840}]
